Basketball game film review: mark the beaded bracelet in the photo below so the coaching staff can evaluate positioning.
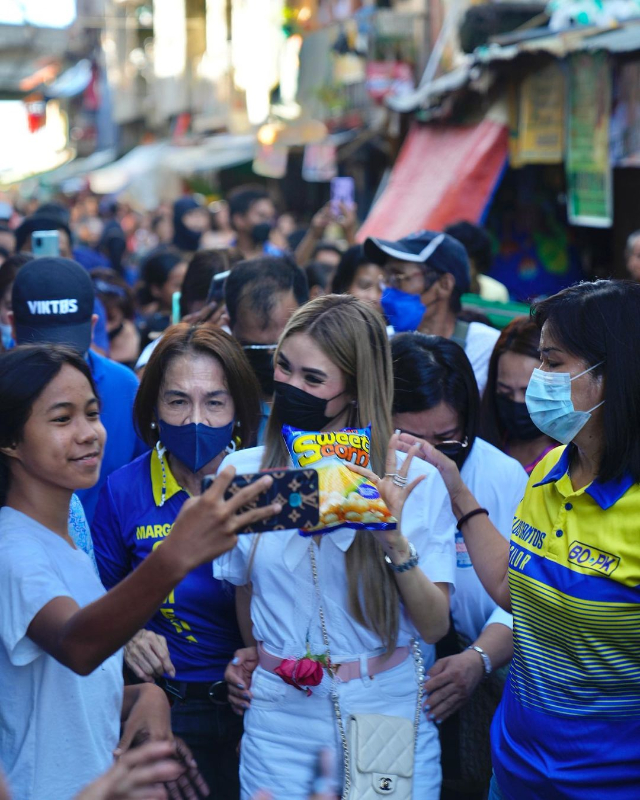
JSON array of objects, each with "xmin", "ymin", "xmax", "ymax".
[{"xmin": 456, "ymin": 507, "xmax": 489, "ymax": 531}]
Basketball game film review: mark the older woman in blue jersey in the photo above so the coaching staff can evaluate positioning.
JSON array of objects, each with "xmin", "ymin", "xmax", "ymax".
[
  {"xmin": 93, "ymin": 322, "xmax": 262, "ymax": 799},
  {"xmin": 399, "ymin": 280, "xmax": 640, "ymax": 800}
]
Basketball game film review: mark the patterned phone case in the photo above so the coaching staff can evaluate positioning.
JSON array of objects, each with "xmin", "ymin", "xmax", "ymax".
[{"xmin": 217, "ymin": 469, "xmax": 320, "ymax": 533}]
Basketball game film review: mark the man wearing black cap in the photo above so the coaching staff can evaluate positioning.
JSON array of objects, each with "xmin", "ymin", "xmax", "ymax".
[
  {"xmin": 364, "ymin": 230, "xmax": 500, "ymax": 394},
  {"xmin": 10, "ymin": 257, "xmax": 145, "ymax": 523}
]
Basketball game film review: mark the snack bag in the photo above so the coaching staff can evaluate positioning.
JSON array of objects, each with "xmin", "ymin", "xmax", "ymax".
[{"xmin": 282, "ymin": 425, "xmax": 397, "ymax": 535}]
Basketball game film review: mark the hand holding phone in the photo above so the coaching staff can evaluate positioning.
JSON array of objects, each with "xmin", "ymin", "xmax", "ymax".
[
  {"xmin": 165, "ymin": 467, "xmax": 281, "ymax": 569},
  {"xmin": 330, "ymin": 177, "xmax": 355, "ymax": 220},
  {"xmin": 202, "ymin": 468, "xmax": 319, "ymax": 534}
]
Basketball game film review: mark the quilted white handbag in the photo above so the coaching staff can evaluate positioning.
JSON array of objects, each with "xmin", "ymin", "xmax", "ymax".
[
  {"xmin": 346, "ymin": 713, "xmax": 414, "ymax": 799},
  {"xmin": 309, "ymin": 544, "xmax": 425, "ymax": 800}
]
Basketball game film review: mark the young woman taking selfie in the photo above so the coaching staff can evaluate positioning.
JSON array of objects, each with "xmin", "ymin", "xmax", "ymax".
[{"xmin": 0, "ymin": 344, "xmax": 280, "ymax": 799}]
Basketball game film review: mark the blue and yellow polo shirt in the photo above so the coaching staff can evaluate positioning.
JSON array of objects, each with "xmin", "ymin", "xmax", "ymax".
[
  {"xmin": 92, "ymin": 448, "xmax": 243, "ymax": 682},
  {"xmin": 492, "ymin": 445, "xmax": 640, "ymax": 799}
]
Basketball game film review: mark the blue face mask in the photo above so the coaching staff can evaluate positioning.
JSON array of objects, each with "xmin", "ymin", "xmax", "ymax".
[
  {"xmin": 381, "ymin": 287, "xmax": 426, "ymax": 332},
  {"xmin": 525, "ymin": 363, "xmax": 604, "ymax": 444},
  {"xmin": 0, "ymin": 322, "xmax": 12, "ymax": 350},
  {"xmin": 158, "ymin": 418, "xmax": 234, "ymax": 473}
]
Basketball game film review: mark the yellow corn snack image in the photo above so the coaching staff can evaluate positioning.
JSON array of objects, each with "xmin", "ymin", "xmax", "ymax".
[{"xmin": 283, "ymin": 425, "xmax": 397, "ymax": 535}]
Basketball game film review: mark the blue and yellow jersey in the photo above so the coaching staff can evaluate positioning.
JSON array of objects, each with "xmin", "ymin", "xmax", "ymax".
[
  {"xmin": 492, "ymin": 445, "xmax": 640, "ymax": 799},
  {"xmin": 92, "ymin": 448, "xmax": 243, "ymax": 682}
]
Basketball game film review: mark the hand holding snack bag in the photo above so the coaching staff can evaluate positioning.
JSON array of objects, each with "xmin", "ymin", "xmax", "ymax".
[{"xmin": 282, "ymin": 425, "xmax": 397, "ymax": 535}]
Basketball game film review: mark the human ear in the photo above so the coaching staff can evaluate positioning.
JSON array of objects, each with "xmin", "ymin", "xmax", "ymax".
[{"xmin": 0, "ymin": 442, "xmax": 19, "ymax": 461}]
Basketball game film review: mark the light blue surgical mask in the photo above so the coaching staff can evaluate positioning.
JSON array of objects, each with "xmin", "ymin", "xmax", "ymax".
[
  {"xmin": 381, "ymin": 287, "xmax": 426, "ymax": 332},
  {"xmin": 525, "ymin": 362, "xmax": 604, "ymax": 444}
]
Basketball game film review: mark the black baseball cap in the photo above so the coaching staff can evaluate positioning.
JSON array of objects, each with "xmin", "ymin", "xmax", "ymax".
[
  {"xmin": 12, "ymin": 257, "xmax": 95, "ymax": 354},
  {"xmin": 364, "ymin": 230, "xmax": 471, "ymax": 294}
]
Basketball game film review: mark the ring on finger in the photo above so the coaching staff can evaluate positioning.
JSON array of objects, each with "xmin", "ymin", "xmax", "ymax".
[
  {"xmin": 384, "ymin": 472, "xmax": 399, "ymax": 479},
  {"xmin": 392, "ymin": 475, "xmax": 408, "ymax": 487}
]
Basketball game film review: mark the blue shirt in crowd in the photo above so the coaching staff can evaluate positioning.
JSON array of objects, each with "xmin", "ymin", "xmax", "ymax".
[
  {"xmin": 76, "ymin": 350, "xmax": 147, "ymax": 524},
  {"xmin": 92, "ymin": 447, "xmax": 243, "ymax": 682}
]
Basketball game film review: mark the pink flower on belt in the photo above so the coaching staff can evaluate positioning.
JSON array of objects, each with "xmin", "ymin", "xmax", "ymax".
[{"xmin": 275, "ymin": 655, "xmax": 327, "ymax": 696}]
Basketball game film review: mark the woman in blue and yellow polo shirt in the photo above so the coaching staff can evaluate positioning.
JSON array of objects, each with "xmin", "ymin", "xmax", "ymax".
[
  {"xmin": 399, "ymin": 280, "xmax": 640, "ymax": 800},
  {"xmin": 93, "ymin": 323, "xmax": 262, "ymax": 799}
]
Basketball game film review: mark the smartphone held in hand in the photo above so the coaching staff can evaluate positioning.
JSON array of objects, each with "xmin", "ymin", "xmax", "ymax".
[
  {"xmin": 202, "ymin": 468, "xmax": 320, "ymax": 533},
  {"xmin": 330, "ymin": 177, "xmax": 355, "ymax": 219},
  {"xmin": 32, "ymin": 230, "xmax": 60, "ymax": 258}
]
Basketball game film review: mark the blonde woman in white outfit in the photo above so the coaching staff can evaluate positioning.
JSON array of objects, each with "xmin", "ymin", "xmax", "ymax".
[{"xmin": 215, "ymin": 295, "xmax": 457, "ymax": 799}]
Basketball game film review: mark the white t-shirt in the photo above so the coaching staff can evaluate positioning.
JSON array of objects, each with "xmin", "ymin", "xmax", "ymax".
[
  {"xmin": 464, "ymin": 321, "xmax": 500, "ymax": 395},
  {"xmin": 421, "ymin": 438, "xmax": 527, "ymax": 672},
  {"xmin": 451, "ymin": 438, "xmax": 527, "ymax": 641},
  {"xmin": 0, "ymin": 507, "xmax": 123, "ymax": 800},
  {"xmin": 213, "ymin": 447, "xmax": 456, "ymax": 660}
]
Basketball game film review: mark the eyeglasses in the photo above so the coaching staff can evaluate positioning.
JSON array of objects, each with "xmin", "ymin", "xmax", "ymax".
[{"xmin": 386, "ymin": 268, "xmax": 441, "ymax": 291}]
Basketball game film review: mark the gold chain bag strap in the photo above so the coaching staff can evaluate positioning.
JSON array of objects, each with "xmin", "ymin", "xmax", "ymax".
[{"xmin": 309, "ymin": 543, "xmax": 425, "ymax": 799}]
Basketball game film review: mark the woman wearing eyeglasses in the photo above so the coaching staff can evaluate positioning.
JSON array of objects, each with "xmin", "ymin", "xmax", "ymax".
[{"xmin": 391, "ymin": 332, "xmax": 528, "ymax": 797}]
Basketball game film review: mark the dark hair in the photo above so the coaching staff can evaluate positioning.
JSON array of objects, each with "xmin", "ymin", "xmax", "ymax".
[
  {"xmin": 0, "ymin": 345, "xmax": 96, "ymax": 505},
  {"xmin": 305, "ymin": 261, "xmax": 334, "ymax": 293},
  {"xmin": 91, "ymin": 268, "xmax": 136, "ymax": 321},
  {"xmin": 391, "ymin": 332, "xmax": 479, "ymax": 459},
  {"xmin": 180, "ymin": 249, "xmax": 232, "ymax": 318},
  {"xmin": 532, "ymin": 279, "xmax": 640, "ymax": 484},
  {"xmin": 225, "ymin": 256, "xmax": 309, "ymax": 330},
  {"xmin": 0, "ymin": 253, "xmax": 33, "ymax": 298},
  {"xmin": 134, "ymin": 323, "xmax": 261, "ymax": 449},
  {"xmin": 141, "ymin": 247, "xmax": 183, "ymax": 290},
  {"xmin": 480, "ymin": 316, "xmax": 541, "ymax": 448},
  {"xmin": 15, "ymin": 215, "xmax": 72, "ymax": 253},
  {"xmin": 312, "ymin": 241, "xmax": 343, "ymax": 261},
  {"xmin": 445, "ymin": 221, "xmax": 493, "ymax": 275},
  {"xmin": 331, "ymin": 245, "xmax": 369, "ymax": 294},
  {"xmin": 228, "ymin": 187, "xmax": 271, "ymax": 227}
]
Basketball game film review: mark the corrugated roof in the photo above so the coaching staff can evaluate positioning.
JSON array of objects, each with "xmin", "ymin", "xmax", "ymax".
[
  {"xmin": 395, "ymin": 20, "xmax": 640, "ymax": 112},
  {"xmin": 583, "ymin": 22, "xmax": 640, "ymax": 52}
]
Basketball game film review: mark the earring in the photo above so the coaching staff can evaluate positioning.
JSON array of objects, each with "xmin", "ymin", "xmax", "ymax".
[{"xmin": 150, "ymin": 421, "xmax": 157, "ymax": 430}]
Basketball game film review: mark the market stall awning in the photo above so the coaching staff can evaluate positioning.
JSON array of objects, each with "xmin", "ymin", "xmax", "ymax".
[{"xmin": 357, "ymin": 114, "xmax": 509, "ymax": 241}]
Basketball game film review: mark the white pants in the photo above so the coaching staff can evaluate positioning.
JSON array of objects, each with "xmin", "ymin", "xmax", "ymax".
[{"xmin": 240, "ymin": 656, "xmax": 441, "ymax": 799}]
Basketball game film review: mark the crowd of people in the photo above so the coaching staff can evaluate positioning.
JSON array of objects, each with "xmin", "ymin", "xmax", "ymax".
[{"xmin": 0, "ymin": 184, "xmax": 638, "ymax": 800}]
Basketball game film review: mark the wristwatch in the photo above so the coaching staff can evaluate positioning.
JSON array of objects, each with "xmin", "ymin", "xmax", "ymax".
[
  {"xmin": 384, "ymin": 541, "xmax": 419, "ymax": 573},
  {"xmin": 467, "ymin": 645, "xmax": 492, "ymax": 678}
]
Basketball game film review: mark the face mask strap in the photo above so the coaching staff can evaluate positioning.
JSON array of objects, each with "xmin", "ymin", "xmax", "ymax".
[{"xmin": 571, "ymin": 360, "xmax": 604, "ymax": 381}]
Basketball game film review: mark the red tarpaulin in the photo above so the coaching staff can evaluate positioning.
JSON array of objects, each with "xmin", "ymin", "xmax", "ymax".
[{"xmin": 357, "ymin": 119, "xmax": 509, "ymax": 241}]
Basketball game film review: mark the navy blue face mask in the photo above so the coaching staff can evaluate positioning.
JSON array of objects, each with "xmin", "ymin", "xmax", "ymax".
[
  {"xmin": 158, "ymin": 418, "xmax": 234, "ymax": 473},
  {"xmin": 381, "ymin": 287, "xmax": 427, "ymax": 332}
]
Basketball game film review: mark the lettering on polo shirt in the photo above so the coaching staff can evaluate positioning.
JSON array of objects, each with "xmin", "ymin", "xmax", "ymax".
[
  {"xmin": 509, "ymin": 543, "xmax": 532, "ymax": 572},
  {"xmin": 512, "ymin": 516, "xmax": 546, "ymax": 549},
  {"xmin": 136, "ymin": 523, "xmax": 173, "ymax": 540},
  {"xmin": 568, "ymin": 540, "xmax": 620, "ymax": 576},
  {"xmin": 26, "ymin": 299, "xmax": 79, "ymax": 315}
]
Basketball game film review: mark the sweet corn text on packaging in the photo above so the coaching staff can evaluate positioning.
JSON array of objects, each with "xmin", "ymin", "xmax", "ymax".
[{"xmin": 282, "ymin": 425, "xmax": 397, "ymax": 535}]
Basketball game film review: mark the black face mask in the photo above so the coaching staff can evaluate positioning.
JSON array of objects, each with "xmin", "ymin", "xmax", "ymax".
[
  {"xmin": 251, "ymin": 222, "xmax": 273, "ymax": 245},
  {"xmin": 495, "ymin": 394, "xmax": 541, "ymax": 441},
  {"xmin": 273, "ymin": 381, "xmax": 350, "ymax": 431},
  {"xmin": 243, "ymin": 345, "xmax": 276, "ymax": 398},
  {"xmin": 435, "ymin": 437, "xmax": 470, "ymax": 469}
]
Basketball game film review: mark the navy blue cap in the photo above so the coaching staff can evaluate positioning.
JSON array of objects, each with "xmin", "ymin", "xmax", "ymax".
[
  {"xmin": 364, "ymin": 230, "xmax": 471, "ymax": 294},
  {"xmin": 12, "ymin": 257, "xmax": 95, "ymax": 354}
]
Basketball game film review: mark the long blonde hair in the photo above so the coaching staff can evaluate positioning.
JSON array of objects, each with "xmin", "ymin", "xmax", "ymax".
[{"xmin": 261, "ymin": 294, "xmax": 400, "ymax": 652}]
